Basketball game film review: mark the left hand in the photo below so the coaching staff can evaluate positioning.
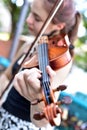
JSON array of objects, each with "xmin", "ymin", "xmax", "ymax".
[{"xmin": 13, "ymin": 66, "xmax": 56, "ymax": 101}]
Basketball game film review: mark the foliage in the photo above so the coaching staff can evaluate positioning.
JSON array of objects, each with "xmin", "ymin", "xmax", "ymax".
[
  {"xmin": 74, "ymin": 13, "xmax": 87, "ymax": 71},
  {"xmin": 74, "ymin": 40, "xmax": 87, "ymax": 71},
  {"xmin": 2, "ymin": 0, "xmax": 26, "ymax": 38},
  {"xmin": 3, "ymin": 0, "xmax": 30, "ymax": 38}
]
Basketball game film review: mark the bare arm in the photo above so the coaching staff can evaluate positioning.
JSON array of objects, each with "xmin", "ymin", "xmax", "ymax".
[{"xmin": 0, "ymin": 42, "xmax": 30, "ymax": 97}]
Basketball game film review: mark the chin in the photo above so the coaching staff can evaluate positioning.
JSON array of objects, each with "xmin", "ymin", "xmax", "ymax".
[{"xmin": 29, "ymin": 30, "xmax": 34, "ymax": 35}]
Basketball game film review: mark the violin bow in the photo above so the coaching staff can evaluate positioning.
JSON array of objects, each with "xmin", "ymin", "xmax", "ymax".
[{"xmin": 0, "ymin": 0, "xmax": 64, "ymax": 100}]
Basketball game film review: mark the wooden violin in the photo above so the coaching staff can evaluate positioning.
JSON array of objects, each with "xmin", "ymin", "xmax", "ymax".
[
  {"xmin": 23, "ymin": 31, "xmax": 71, "ymax": 70},
  {"xmin": 23, "ymin": 32, "xmax": 72, "ymax": 126}
]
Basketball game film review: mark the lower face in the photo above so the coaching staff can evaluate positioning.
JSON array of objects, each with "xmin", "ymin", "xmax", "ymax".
[{"xmin": 26, "ymin": 0, "xmax": 57, "ymax": 36}]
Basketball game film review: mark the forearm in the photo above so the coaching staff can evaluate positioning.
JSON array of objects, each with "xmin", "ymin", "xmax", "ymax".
[{"xmin": 0, "ymin": 73, "xmax": 9, "ymax": 97}]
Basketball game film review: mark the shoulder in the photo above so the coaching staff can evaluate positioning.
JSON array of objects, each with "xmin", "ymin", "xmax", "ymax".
[{"xmin": 19, "ymin": 35, "xmax": 35, "ymax": 54}]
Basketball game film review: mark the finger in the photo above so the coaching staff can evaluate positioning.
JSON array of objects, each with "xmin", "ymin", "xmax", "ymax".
[
  {"xmin": 14, "ymin": 72, "xmax": 29, "ymax": 97},
  {"xmin": 24, "ymin": 68, "xmax": 42, "ymax": 89},
  {"xmin": 46, "ymin": 66, "xmax": 56, "ymax": 79},
  {"xmin": 13, "ymin": 74, "xmax": 24, "ymax": 97},
  {"xmin": 23, "ymin": 69, "xmax": 42, "ymax": 99},
  {"xmin": 24, "ymin": 68, "xmax": 42, "ymax": 75}
]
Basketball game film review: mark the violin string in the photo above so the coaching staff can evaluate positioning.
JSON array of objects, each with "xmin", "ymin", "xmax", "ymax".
[
  {"xmin": 38, "ymin": 43, "xmax": 51, "ymax": 104},
  {"xmin": 43, "ymin": 43, "xmax": 51, "ymax": 104},
  {"xmin": 38, "ymin": 44, "xmax": 47, "ymax": 97},
  {"xmin": 42, "ymin": 44, "xmax": 50, "ymax": 104},
  {"xmin": 40, "ymin": 44, "xmax": 49, "ymax": 100}
]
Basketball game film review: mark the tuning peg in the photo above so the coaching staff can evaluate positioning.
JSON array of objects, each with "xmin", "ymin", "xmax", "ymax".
[
  {"xmin": 53, "ymin": 85, "xmax": 67, "ymax": 92},
  {"xmin": 33, "ymin": 112, "xmax": 45, "ymax": 120},
  {"xmin": 56, "ymin": 96, "xmax": 72, "ymax": 105},
  {"xmin": 61, "ymin": 96, "xmax": 72, "ymax": 104}
]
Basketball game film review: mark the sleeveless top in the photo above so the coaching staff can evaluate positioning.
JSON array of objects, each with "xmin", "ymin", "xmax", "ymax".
[
  {"xmin": 2, "ymin": 55, "xmax": 31, "ymax": 122},
  {"xmin": 3, "ymin": 87, "xmax": 31, "ymax": 122}
]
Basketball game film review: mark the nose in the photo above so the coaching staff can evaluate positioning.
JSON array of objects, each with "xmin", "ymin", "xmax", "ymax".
[{"xmin": 26, "ymin": 13, "xmax": 34, "ymax": 25}]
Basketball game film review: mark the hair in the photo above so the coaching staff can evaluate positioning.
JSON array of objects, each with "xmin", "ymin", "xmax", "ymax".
[{"xmin": 44, "ymin": 0, "xmax": 81, "ymax": 45}]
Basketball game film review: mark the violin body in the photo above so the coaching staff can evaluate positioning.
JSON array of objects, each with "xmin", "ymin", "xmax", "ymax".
[{"xmin": 23, "ymin": 35, "xmax": 71, "ymax": 70}]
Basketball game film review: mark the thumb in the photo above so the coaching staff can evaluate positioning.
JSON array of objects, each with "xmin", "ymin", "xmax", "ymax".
[{"xmin": 46, "ymin": 66, "xmax": 56, "ymax": 79}]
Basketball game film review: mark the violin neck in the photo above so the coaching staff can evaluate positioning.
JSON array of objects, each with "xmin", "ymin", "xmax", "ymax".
[
  {"xmin": 38, "ymin": 43, "xmax": 49, "ymax": 83},
  {"xmin": 38, "ymin": 43, "xmax": 51, "ymax": 104}
]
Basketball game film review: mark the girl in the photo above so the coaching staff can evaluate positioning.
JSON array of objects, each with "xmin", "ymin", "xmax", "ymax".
[{"xmin": 0, "ymin": 0, "xmax": 81, "ymax": 129}]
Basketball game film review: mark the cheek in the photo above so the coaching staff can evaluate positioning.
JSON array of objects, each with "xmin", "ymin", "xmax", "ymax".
[
  {"xmin": 34, "ymin": 23, "xmax": 43, "ymax": 35},
  {"xmin": 45, "ymin": 26, "xmax": 53, "ymax": 34},
  {"xmin": 45, "ymin": 23, "xmax": 55, "ymax": 34}
]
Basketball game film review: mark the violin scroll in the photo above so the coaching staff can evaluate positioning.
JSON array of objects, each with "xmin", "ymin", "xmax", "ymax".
[{"xmin": 31, "ymin": 85, "xmax": 72, "ymax": 126}]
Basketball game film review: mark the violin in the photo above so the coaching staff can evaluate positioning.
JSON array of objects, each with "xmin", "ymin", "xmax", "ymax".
[
  {"xmin": 23, "ymin": 31, "xmax": 71, "ymax": 70},
  {"xmin": 23, "ymin": 31, "xmax": 72, "ymax": 126}
]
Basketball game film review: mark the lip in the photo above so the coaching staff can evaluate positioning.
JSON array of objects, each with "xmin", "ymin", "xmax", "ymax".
[{"xmin": 28, "ymin": 26, "xmax": 33, "ymax": 31}]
